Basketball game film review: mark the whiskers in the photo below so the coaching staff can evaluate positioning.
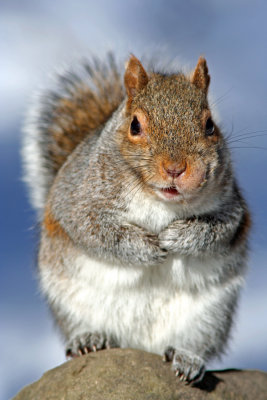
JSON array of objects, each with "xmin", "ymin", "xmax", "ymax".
[
  {"xmin": 210, "ymin": 87, "xmax": 233, "ymax": 109},
  {"xmin": 209, "ymin": 90, "xmax": 267, "ymax": 152},
  {"xmin": 225, "ymin": 127, "xmax": 267, "ymax": 151},
  {"xmin": 119, "ymin": 169, "xmax": 157, "ymax": 206}
]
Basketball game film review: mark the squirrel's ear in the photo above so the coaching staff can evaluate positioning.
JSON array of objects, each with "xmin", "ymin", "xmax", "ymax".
[
  {"xmin": 190, "ymin": 57, "xmax": 210, "ymax": 93},
  {"xmin": 124, "ymin": 55, "xmax": 148, "ymax": 108}
]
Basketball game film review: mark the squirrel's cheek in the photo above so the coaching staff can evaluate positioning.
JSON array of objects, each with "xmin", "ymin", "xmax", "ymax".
[{"xmin": 176, "ymin": 160, "xmax": 207, "ymax": 193}]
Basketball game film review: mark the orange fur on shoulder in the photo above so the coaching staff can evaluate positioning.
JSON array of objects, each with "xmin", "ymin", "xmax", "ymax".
[{"xmin": 43, "ymin": 208, "xmax": 69, "ymax": 239}]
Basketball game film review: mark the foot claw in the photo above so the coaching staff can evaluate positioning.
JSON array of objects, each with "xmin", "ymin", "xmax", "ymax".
[
  {"xmin": 172, "ymin": 348, "xmax": 206, "ymax": 384},
  {"xmin": 65, "ymin": 332, "xmax": 118, "ymax": 358}
]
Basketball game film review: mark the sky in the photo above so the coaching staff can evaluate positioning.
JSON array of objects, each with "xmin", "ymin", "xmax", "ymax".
[{"xmin": 1, "ymin": 1, "xmax": 267, "ymax": 399}]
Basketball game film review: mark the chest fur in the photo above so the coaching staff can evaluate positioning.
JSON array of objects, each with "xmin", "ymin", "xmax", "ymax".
[{"xmin": 124, "ymin": 190, "xmax": 180, "ymax": 233}]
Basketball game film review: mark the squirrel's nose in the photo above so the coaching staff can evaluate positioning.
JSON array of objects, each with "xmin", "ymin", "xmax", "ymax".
[{"xmin": 162, "ymin": 161, "xmax": 186, "ymax": 179}]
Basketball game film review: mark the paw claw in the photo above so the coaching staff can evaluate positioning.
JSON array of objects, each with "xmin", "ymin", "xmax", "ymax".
[
  {"xmin": 172, "ymin": 348, "xmax": 206, "ymax": 384},
  {"xmin": 65, "ymin": 332, "xmax": 118, "ymax": 358}
]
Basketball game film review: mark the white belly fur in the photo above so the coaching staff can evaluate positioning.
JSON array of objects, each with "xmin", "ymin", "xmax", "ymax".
[{"xmin": 40, "ymin": 251, "xmax": 243, "ymax": 355}]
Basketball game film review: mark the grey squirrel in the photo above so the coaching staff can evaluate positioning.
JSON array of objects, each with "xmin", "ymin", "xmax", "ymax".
[{"xmin": 23, "ymin": 53, "xmax": 250, "ymax": 383}]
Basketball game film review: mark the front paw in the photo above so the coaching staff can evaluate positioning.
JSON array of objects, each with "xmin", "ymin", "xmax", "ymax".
[
  {"xmin": 66, "ymin": 332, "xmax": 118, "ymax": 357},
  {"xmin": 129, "ymin": 233, "xmax": 168, "ymax": 266},
  {"xmin": 142, "ymin": 235, "xmax": 168, "ymax": 265},
  {"xmin": 171, "ymin": 349, "xmax": 206, "ymax": 384},
  {"xmin": 158, "ymin": 226, "xmax": 182, "ymax": 252}
]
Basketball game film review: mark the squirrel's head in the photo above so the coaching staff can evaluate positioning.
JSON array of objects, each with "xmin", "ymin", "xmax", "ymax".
[{"xmin": 118, "ymin": 55, "xmax": 230, "ymax": 206}]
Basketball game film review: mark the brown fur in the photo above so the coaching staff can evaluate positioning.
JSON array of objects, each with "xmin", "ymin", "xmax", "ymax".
[
  {"xmin": 190, "ymin": 57, "xmax": 210, "ymax": 93},
  {"xmin": 125, "ymin": 72, "xmax": 208, "ymax": 158},
  {"xmin": 44, "ymin": 207, "xmax": 69, "ymax": 239},
  {"xmin": 124, "ymin": 55, "xmax": 149, "ymax": 112},
  {"xmin": 48, "ymin": 61, "xmax": 124, "ymax": 175}
]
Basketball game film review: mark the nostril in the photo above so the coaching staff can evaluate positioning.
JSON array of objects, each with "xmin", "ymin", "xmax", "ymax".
[{"xmin": 165, "ymin": 163, "xmax": 186, "ymax": 178}]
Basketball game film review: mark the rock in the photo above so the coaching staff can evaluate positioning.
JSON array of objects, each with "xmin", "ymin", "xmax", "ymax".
[{"xmin": 13, "ymin": 349, "xmax": 267, "ymax": 400}]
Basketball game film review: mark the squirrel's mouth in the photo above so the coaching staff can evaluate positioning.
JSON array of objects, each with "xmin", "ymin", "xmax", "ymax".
[{"xmin": 159, "ymin": 186, "xmax": 180, "ymax": 199}]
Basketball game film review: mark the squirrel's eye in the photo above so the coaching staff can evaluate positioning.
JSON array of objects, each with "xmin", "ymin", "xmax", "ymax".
[
  {"xmin": 205, "ymin": 118, "xmax": 215, "ymax": 136},
  {"xmin": 130, "ymin": 116, "xmax": 141, "ymax": 135}
]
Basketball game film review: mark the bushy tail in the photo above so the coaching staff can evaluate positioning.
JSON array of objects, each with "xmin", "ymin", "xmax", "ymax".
[{"xmin": 22, "ymin": 53, "xmax": 124, "ymax": 214}]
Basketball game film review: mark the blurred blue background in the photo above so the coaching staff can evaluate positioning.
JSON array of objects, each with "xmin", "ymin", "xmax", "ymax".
[{"xmin": 1, "ymin": 1, "xmax": 267, "ymax": 398}]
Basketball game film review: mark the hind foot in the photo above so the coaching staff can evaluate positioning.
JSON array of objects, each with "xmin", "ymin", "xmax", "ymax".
[{"xmin": 66, "ymin": 332, "xmax": 118, "ymax": 357}]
